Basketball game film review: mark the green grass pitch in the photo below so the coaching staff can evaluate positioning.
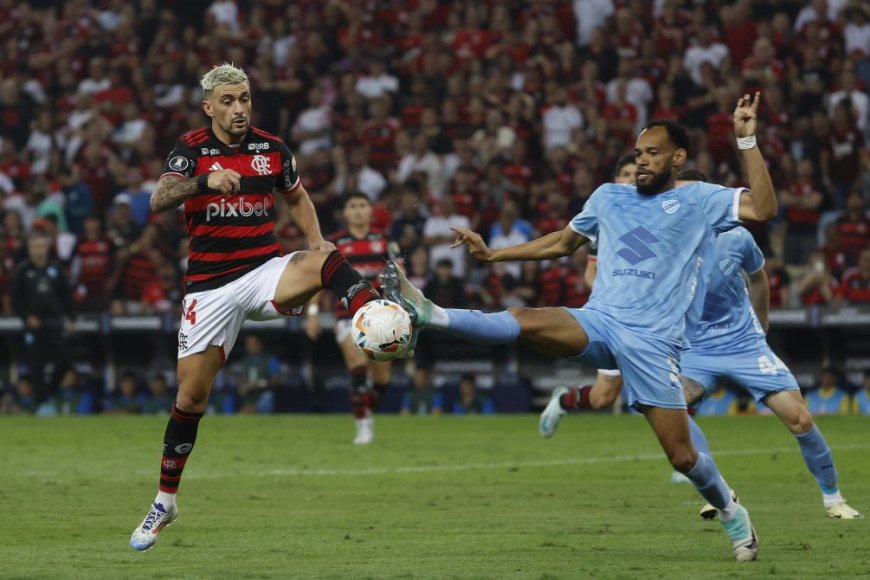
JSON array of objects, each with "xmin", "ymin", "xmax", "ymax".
[{"xmin": 2, "ymin": 414, "xmax": 868, "ymax": 579}]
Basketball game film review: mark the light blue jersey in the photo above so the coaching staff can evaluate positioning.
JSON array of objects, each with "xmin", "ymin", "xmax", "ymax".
[
  {"xmin": 686, "ymin": 227, "xmax": 766, "ymax": 352},
  {"xmin": 681, "ymin": 226, "xmax": 800, "ymax": 404},
  {"xmin": 570, "ymin": 181, "xmax": 743, "ymax": 343},
  {"xmin": 563, "ymin": 180, "xmax": 742, "ymax": 411}
]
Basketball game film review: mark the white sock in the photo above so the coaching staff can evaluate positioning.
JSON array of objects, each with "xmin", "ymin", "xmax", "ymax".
[
  {"xmin": 155, "ymin": 490, "xmax": 176, "ymax": 508},
  {"xmin": 719, "ymin": 498, "xmax": 739, "ymax": 521},
  {"xmin": 823, "ymin": 491, "xmax": 844, "ymax": 508},
  {"xmin": 429, "ymin": 304, "xmax": 449, "ymax": 328}
]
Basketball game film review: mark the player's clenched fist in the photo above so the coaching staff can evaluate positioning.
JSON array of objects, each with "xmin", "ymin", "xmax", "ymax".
[
  {"xmin": 206, "ymin": 169, "xmax": 242, "ymax": 194},
  {"xmin": 451, "ymin": 226, "xmax": 494, "ymax": 261}
]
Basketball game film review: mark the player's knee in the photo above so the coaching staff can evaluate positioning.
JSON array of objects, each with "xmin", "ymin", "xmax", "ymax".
[
  {"xmin": 667, "ymin": 446, "xmax": 698, "ymax": 473},
  {"xmin": 789, "ymin": 407, "xmax": 815, "ymax": 435},
  {"xmin": 507, "ymin": 307, "xmax": 537, "ymax": 333},
  {"xmin": 291, "ymin": 250, "xmax": 328, "ymax": 274},
  {"xmin": 176, "ymin": 380, "xmax": 211, "ymax": 413}
]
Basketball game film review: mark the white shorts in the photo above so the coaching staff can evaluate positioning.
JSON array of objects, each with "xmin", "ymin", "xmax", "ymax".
[
  {"xmin": 334, "ymin": 318, "xmax": 353, "ymax": 345},
  {"xmin": 177, "ymin": 254, "xmax": 303, "ymax": 363}
]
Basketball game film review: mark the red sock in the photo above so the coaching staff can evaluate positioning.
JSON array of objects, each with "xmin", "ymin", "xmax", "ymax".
[
  {"xmin": 559, "ymin": 385, "xmax": 593, "ymax": 411},
  {"xmin": 321, "ymin": 250, "xmax": 380, "ymax": 315}
]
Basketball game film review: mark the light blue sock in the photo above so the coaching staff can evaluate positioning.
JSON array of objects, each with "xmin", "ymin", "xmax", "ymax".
[
  {"xmin": 685, "ymin": 452, "xmax": 731, "ymax": 509},
  {"xmin": 443, "ymin": 310, "xmax": 521, "ymax": 345},
  {"xmin": 795, "ymin": 426, "xmax": 839, "ymax": 495},
  {"xmin": 688, "ymin": 416, "xmax": 711, "ymax": 456}
]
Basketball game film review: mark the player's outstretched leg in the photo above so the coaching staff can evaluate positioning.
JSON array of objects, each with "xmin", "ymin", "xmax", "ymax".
[
  {"xmin": 381, "ymin": 261, "xmax": 587, "ymax": 358},
  {"xmin": 381, "ymin": 261, "xmax": 520, "ymax": 343},
  {"xmin": 644, "ymin": 406, "xmax": 758, "ymax": 561},
  {"xmin": 763, "ymin": 390, "xmax": 863, "ymax": 519}
]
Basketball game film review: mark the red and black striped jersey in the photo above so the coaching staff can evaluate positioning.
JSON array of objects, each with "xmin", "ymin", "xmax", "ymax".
[
  {"xmin": 328, "ymin": 228, "xmax": 389, "ymax": 319},
  {"xmin": 840, "ymin": 268, "xmax": 870, "ymax": 304},
  {"xmin": 73, "ymin": 238, "xmax": 113, "ymax": 297},
  {"xmin": 160, "ymin": 126, "xmax": 300, "ymax": 293}
]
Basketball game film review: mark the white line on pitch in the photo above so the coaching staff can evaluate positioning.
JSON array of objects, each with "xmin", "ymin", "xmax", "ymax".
[
  {"xmin": 15, "ymin": 443, "xmax": 869, "ymax": 480},
  {"xmin": 188, "ymin": 442, "xmax": 870, "ymax": 479}
]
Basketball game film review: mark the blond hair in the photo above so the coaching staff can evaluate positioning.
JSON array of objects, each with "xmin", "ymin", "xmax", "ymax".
[{"xmin": 200, "ymin": 63, "xmax": 249, "ymax": 98}]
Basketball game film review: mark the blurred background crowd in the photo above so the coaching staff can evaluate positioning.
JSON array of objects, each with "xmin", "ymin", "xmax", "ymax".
[{"xmin": 0, "ymin": 0, "xmax": 868, "ymax": 415}]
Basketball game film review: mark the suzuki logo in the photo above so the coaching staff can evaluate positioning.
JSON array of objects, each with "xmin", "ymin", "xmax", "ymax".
[{"xmin": 616, "ymin": 226, "xmax": 659, "ymax": 265}]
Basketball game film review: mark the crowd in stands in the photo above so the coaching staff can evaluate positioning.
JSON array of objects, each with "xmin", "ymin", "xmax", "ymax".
[
  {"xmin": 0, "ymin": 0, "xmax": 869, "ymax": 413},
  {"xmin": 1, "ymin": 353, "xmax": 867, "ymax": 416},
  {"xmin": 0, "ymin": 0, "xmax": 868, "ymax": 318}
]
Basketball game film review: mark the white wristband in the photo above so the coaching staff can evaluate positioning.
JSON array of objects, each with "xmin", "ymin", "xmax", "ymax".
[
  {"xmin": 307, "ymin": 304, "xmax": 319, "ymax": 316},
  {"xmin": 736, "ymin": 135, "xmax": 757, "ymax": 150}
]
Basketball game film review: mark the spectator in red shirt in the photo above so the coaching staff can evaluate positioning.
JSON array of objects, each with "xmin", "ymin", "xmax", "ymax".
[
  {"xmin": 764, "ymin": 254, "xmax": 791, "ymax": 309},
  {"xmin": 840, "ymin": 248, "xmax": 870, "ymax": 304},
  {"xmin": 705, "ymin": 87, "xmax": 737, "ymax": 165},
  {"xmin": 71, "ymin": 214, "xmax": 114, "ymax": 312},
  {"xmin": 819, "ymin": 224, "xmax": 851, "ymax": 279},
  {"xmin": 742, "ymin": 37, "xmax": 785, "ymax": 87},
  {"xmin": 781, "ymin": 158, "xmax": 825, "ymax": 266},
  {"xmin": 650, "ymin": 83, "xmax": 683, "ymax": 123},
  {"xmin": 602, "ymin": 79, "xmax": 638, "ymax": 145},
  {"xmin": 140, "ymin": 262, "xmax": 182, "ymax": 315},
  {"xmin": 451, "ymin": 4, "xmax": 492, "ymax": 61},
  {"xmin": 797, "ymin": 251, "xmax": 839, "ymax": 306},
  {"xmin": 721, "ymin": 0, "xmax": 757, "ymax": 65},
  {"xmin": 821, "ymin": 101, "xmax": 865, "ymax": 209},
  {"xmin": 360, "ymin": 97, "xmax": 401, "ymax": 175},
  {"xmin": 835, "ymin": 191, "xmax": 870, "ymax": 259}
]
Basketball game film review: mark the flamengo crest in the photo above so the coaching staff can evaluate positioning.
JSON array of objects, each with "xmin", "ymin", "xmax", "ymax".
[{"xmin": 251, "ymin": 154, "xmax": 271, "ymax": 175}]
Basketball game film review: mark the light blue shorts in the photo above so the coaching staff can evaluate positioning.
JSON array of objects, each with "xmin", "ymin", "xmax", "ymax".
[
  {"xmin": 681, "ymin": 341, "xmax": 799, "ymax": 403},
  {"xmin": 564, "ymin": 307, "xmax": 685, "ymax": 411}
]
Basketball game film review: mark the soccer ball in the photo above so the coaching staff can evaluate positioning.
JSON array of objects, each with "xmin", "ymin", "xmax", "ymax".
[{"xmin": 351, "ymin": 299, "xmax": 413, "ymax": 361}]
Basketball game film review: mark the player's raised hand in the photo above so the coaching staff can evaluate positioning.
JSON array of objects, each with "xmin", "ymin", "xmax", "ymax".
[
  {"xmin": 451, "ymin": 227, "xmax": 493, "ymax": 261},
  {"xmin": 733, "ymin": 92, "xmax": 760, "ymax": 138},
  {"xmin": 206, "ymin": 169, "xmax": 242, "ymax": 194}
]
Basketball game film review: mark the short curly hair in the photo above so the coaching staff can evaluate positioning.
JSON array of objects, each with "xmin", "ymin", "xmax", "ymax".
[{"xmin": 200, "ymin": 63, "xmax": 249, "ymax": 98}]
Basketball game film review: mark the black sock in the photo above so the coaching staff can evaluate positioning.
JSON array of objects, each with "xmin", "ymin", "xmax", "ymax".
[
  {"xmin": 370, "ymin": 381, "xmax": 389, "ymax": 408},
  {"xmin": 321, "ymin": 250, "xmax": 379, "ymax": 315},
  {"xmin": 159, "ymin": 405, "xmax": 203, "ymax": 494},
  {"xmin": 350, "ymin": 367, "xmax": 369, "ymax": 419}
]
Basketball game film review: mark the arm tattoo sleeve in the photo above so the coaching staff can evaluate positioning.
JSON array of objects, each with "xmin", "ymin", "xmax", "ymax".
[{"xmin": 151, "ymin": 177, "xmax": 200, "ymax": 213}]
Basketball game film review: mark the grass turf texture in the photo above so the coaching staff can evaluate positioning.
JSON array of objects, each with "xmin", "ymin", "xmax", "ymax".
[{"xmin": 2, "ymin": 415, "xmax": 868, "ymax": 579}]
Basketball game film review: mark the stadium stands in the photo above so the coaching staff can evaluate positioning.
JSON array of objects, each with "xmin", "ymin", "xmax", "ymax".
[{"xmin": 0, "ymin": 0, "xmax": 867, "ymax": 414}]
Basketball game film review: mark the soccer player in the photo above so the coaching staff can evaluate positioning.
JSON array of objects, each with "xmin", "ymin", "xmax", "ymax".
[
  {"xmin": 306, "ymin": 192, "xmax": 393, "ymax": 445},
  {"xmin": 580, "ymin": 154, "xmax": 638, "ymax": 405},
  {"xmin": 542, "ymin": 168, "xmax": 863, "ymax": 520},
  {"xmin": 384, "ymin": 94, "xmax": 775, "ymax": 561},
  {"xmin": 130, "ymin": 64, "xmax": 382, "ymax": 551}
]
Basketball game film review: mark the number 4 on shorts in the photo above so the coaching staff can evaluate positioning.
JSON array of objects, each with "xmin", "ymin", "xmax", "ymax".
[
  {"xmin": 758, "ymin": 354, "xmax": 786, "ymax": 375},
  {"xmin": 184, "ymin": 299, "xmax": 198, "ymax": 325}
]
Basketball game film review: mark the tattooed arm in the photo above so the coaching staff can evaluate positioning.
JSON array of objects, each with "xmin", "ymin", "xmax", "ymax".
[
  {"xmin": 150, "ymin": 176, "xmax": 201, "ymax": 213},
  {"xmin": 150, "ymin": 170, "xmax": 241, "ymax": 213}
]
